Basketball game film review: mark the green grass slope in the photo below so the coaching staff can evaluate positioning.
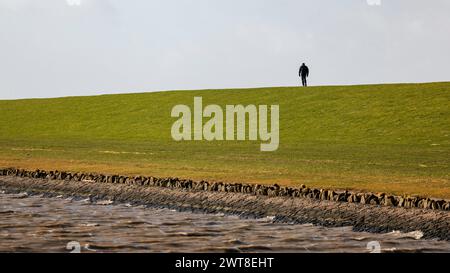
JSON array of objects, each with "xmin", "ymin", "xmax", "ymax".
[{"xmin": 1, "ymin": 82, "xmax": 449, "ymax": 198}]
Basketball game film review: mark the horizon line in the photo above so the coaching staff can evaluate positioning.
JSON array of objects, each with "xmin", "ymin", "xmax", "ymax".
[{"xmin": 1, "ymin": 81, "xmax": 449, "ymax": 101}]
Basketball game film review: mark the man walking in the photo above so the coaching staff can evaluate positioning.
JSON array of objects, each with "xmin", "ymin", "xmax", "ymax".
[{"xmin": 299, "ymin": 63, "xmax": 309, "ymax": 87}]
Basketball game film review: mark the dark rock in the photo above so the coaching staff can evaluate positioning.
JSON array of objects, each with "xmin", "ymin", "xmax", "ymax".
[
  {"xmin": 2, "ymin": 167, "xmax": 450, "ymax": 212},
  {"xmin": 319, "ymin": 189, "xmax": 328, "ymax": 200},
  {"xmin": 383, "ymin": 195, "xmax": 396, "ymax": 207}
]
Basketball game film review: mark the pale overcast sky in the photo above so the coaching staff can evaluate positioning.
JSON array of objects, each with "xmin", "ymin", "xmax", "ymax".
[{"xmin": 0, "ymin": 0, "xmax": 449, "ymax": 99}]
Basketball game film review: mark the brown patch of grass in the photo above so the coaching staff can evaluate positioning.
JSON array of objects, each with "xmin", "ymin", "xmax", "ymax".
[{"xmin": 2, "ymin": 157, "xmax": 449, "ymax": 199}]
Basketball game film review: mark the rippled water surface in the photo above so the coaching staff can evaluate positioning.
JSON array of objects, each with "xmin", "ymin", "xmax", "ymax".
[{"xmin": 1, "ymin": 192, "xmax": 450, "ymax": 253}]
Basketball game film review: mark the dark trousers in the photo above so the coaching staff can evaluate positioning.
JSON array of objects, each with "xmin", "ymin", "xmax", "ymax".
[{"xmin": 301, "ymin": 76, "xmax": 307, "ymax": 87}]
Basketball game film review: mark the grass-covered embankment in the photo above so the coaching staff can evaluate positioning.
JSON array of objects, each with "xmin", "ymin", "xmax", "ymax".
[{"xmin": 0, "ymin": 82, "xmax": 449, "ymax": 198}]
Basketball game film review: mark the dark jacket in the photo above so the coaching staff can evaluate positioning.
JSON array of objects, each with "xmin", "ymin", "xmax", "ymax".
[{"xmin": 299, "ymin": 65, "xmax": 309, "ymax": 77}]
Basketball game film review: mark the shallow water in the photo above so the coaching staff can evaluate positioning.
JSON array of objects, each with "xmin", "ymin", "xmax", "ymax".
[{"xmin": 1, "ymin": 192, "xmax": 450, "ymax": 253}]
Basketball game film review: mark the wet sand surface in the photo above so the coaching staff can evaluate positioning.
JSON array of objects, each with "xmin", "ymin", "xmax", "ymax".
[{"xmin": 1, "ymin": 192, "xmax": 450, "ymax": 253}]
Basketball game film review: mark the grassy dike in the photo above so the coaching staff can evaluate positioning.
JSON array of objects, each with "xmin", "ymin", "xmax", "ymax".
[{"xmin": 0, "ymin": 82, "xmax": 449, "ymax": 198}]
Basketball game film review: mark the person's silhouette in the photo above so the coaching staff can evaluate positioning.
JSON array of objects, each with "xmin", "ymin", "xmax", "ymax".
[{"xmin": 299, "ymin": 63, "xmax": 309, "ymax": 87}]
